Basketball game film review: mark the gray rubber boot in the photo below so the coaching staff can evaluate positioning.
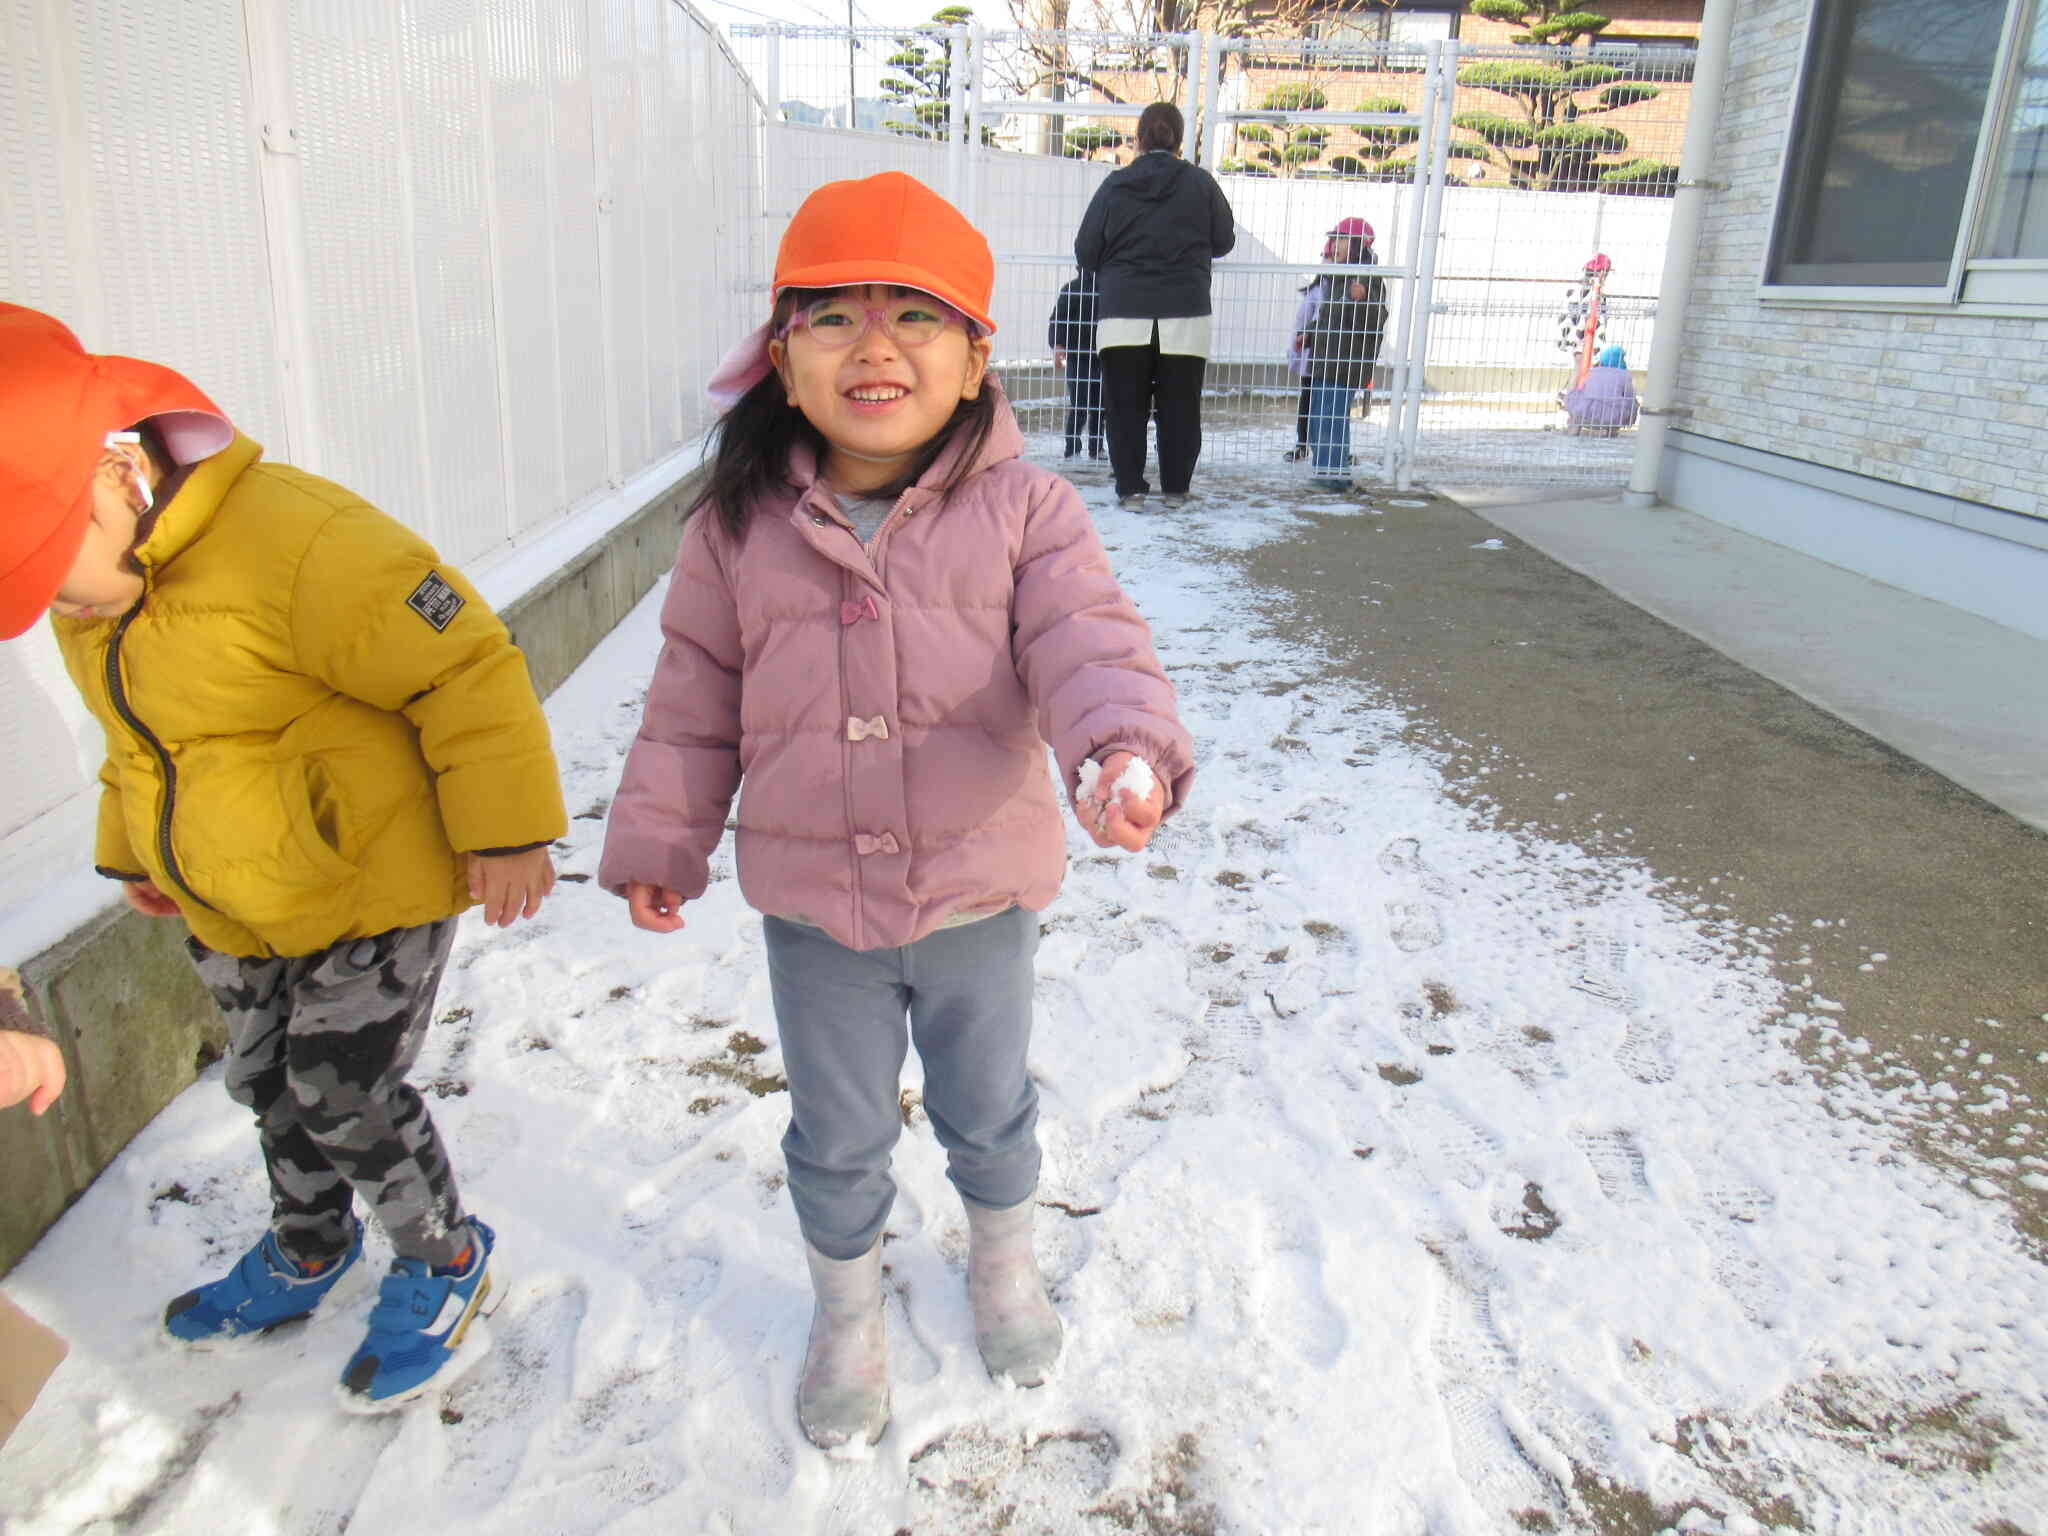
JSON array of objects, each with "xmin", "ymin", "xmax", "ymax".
[
  {"xmin": 797, "ymin": 1241, "xmax": 889, "ymax": 1450},
  {"xmin": 965, "ymin": 1196, "xmax": 1064, "ymax": 1387}
]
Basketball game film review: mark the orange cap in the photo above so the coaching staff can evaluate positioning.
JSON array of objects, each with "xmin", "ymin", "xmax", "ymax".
[
  {"xmin": 0, "ymin": 305, "xmax": 234, "ymax": 639},
  {"xmin": 774, "ymin": 172, "xmax": 996, "ymax": 334}
]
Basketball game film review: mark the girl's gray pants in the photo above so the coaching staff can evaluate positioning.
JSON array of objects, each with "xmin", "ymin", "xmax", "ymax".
[{"xmin": 763, "ymin": 906, "xmax": 1042, "ymax": 1260}]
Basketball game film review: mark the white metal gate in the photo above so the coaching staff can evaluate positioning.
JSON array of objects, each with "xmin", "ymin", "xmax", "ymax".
[
  {"xmin": 724, "ymin": 23, "xmax": 1694, "ymax": 491},
  {"xmin": 734, "ymin": 23, "xmax": 1455, "ymax": 490}
]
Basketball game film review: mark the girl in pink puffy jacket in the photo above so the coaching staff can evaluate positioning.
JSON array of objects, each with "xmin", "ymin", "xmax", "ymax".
[{"xmin": 599, "ymin": 171, "xmax": 1195, "ymax": 1452}]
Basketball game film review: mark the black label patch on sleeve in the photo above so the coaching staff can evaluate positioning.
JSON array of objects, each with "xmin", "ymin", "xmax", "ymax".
[{"xmin": 406, "ymin": 571, "xmax": 466, "ymax": 632}]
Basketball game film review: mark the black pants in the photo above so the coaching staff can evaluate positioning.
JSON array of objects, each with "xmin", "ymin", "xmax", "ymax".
[
  {"xmin": 1062, "ymin": 368, "xmax": 1104, "ymax": 458},
  {"xmin": 1100, "ymin": 339, "xmax": 1206, "ymax": 497},
  {"xmin": 1295, "ymin": 377, "xmax": 1313, "ymax": 446}
]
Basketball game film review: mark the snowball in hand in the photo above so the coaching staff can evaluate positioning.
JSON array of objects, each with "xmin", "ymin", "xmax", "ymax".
[{"xmin": 1077, "ymin": 756, "xmax": 1158, "ymax": 804}]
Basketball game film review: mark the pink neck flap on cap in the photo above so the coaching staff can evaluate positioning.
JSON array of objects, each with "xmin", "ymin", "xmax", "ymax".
[
  {"xmin": 707, "ymin": 324, "xmax": 776, "ymax": 412},
  {"xmin": 145, "ymin": 409, "xmax": 236, "ymax": 466}
]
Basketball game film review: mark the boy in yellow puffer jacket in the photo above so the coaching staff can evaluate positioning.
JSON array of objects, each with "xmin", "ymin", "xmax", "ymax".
[{"xmin": 0, "ymin": 303, "xmax": 567, "ymax": 1414}]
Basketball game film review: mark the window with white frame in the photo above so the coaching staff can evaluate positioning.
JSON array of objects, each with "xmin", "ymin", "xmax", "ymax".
[
  {"xmin": 1977, "ymin": 3, "xmax": 2047, "ymax": 258},
  {"xmin": 1588, "ymin": 33, "xmax": 1698, "ymax": 82},
  {"xmin": 1312, "ymin": 1, "xmax": 1459, "ymax": 48},
  {"xmin": 1766, "ymin": 0, "xmax": 2047, "ymax": 303}
]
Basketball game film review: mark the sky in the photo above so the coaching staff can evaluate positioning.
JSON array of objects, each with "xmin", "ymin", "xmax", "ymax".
[{"xmin": 3, "ymin": 448, "xmax": 2044, "ymax": 1535}]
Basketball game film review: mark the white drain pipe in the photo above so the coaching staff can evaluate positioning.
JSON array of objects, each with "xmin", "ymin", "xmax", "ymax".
[{"xmin": 1625, "ymin": 0, "xmax": 1737, "ymax": 509}]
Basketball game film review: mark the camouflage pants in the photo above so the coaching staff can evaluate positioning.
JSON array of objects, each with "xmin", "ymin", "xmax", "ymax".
[{"xmin": 188, "ymin": 920, "xmax": 468, "ymax": 1270}]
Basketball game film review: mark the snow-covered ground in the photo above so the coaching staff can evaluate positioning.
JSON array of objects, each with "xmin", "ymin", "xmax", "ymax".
[{"xmin": 4, "ymin": 482, "xmax": 2045, "ymax": 1535}]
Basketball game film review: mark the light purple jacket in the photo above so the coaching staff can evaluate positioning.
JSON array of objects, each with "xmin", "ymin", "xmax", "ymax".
[
  {"xmin": 599, "ymin": 390, "xmax": 1196, "ymax": 952},
  {"xmin": 1562, "ymin": 366, "xmax": 1640, "ymax": 428},
  {"xmin": 1286, "ymin": 287, "xmax": 1320, "ymax": 378}
]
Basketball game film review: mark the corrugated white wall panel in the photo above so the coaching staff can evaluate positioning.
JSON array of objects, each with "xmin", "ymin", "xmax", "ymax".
[
  {"xmin": 2, "ymin": 0, "xmax": 283, "ymax": 852},
  {"xmin": 287, "ymin": 1, "xmax": 435, "ymax": 537},
  {"xmin": 643, "ymin": 0, "xmax": 682, "ymax": 460},
  {"xmin": 3, "ymin": 0, "xmax": 769, "ymax": 932},
  {"xmin": 68, "ymin": 0, "xmax": 285, "ymax": 445},
  {"xmin": 399, "ymin": 0, "xmax": 512, "ymax": 563},
  {"xmin": 2, "ymin": 1, "xmax": 81, "ymax": 325},
  {"xmin": 597, "ymin": 0, "xmax": 650, "ymax": 476},
  {"xmin": 548, "ymin": 0, "xmax": 611, "ymax": 509},
  {"xmin": 484, "ymin": 0, "xmax": 571, "ymax": 535}
]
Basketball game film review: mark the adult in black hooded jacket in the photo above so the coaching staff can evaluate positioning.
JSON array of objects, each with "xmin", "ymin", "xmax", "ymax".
[{"xmin": 1075, "ymin": 103, "xmax": 1235, "ymax": 507}]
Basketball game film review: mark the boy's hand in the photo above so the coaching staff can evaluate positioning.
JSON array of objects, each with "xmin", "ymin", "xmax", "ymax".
[
  {"xmin": 1076, "ymin": 751, "xmax": 1167, "ymax": 853},
  {"xmin": 1054, "ymin": 349, "xmax": 1067, "ymax": 370},
  {"xmin": 467, "ymin": 848, "xmax": 557, "ymax": 927},
  {"xmin": 123, "ymin": 879, "xmax": 182, "ymax": 917},
  {"xmin": 0, "ymin": 1030, "xmax": 67, "ymax": 1116},
  {"xmin": 625, "ymin": 882, "xmax": 688, "ymax": 934}
]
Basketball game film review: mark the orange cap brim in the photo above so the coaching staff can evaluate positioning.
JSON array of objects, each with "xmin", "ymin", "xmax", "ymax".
[{"xmin": 0, "ymin": 472, "xmax": 93, "ymax": 640}]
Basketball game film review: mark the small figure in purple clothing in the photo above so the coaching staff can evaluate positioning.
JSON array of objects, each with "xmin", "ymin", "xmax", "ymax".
[{"xmin": 1561, "ymin": 344, "xmax": 1640, "ymax": 436}]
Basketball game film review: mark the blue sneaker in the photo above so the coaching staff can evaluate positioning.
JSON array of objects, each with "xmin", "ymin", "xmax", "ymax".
[
  {"xmin": 163, "ymin": 1221, "xmax": 364, "ymax": 1343},
  {"xmin": 337, "ymin": 1219, "xmax": 496, "ymax": 1413}
]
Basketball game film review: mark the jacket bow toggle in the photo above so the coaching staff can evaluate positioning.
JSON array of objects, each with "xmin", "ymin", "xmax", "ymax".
[
  {"xmin": 853, "ymin": 832, "xmax": 900, "ymax": 856},
  {"xmin": 846, "ymin": 714, "xmax": 890, "ymax": 743},
  {"xmin": 840, "ymin": 596, "xmax": 881, "ymax": 626}
]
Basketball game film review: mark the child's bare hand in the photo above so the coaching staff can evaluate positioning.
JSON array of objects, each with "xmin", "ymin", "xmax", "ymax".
[
  {"xmin": 626, "ymin": 882, "xmax": 688, "ymax": 933},
  {"xmin": 0, "ymin": 1030, "xmax": 67, "ymax": 1115},
  {"xmin": 467, "ymin": 848, "xmax": 557, "ymax": 927},
  {"xmin": 123, "ymin": 879, "xmax": 181, "ymax": 918},
  {"xmin": 1076, "ymin": 751, "xmax": 1167, "ymax": 852}
]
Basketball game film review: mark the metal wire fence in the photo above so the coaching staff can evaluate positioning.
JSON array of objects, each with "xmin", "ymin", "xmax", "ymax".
[{"xmin": 730, "ymin": 22, "xmax": 1694, "ymax": 490}]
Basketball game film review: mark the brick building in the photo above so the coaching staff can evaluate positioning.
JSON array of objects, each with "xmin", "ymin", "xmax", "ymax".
[
  {"xmin": 1219, "ymin": 1, "xmax": 1702, "ymax": 188},
  {"xmin": 1656, "ymin": 0, "xmax": 2047, "ymax": 638}
]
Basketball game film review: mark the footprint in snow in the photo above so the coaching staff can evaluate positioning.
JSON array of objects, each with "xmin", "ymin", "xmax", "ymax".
[
  {"xmin": 685, "ymin": 1292, "xmax": 798, "ymax": 1500},
  {"xmin": 1574, "ymin": 934, "xmax": 1677, "ymax": 1083},
  {"xmin": 1424, "ymin": 1251, "xmax": 1564, "ymax": 1523},
  {"xmin": 1616, "ymin": 1015, "xmax": 1678, "ymax": 1085},
  {"xmin": 1387, "ymin": 902, "xmax": 1447, "ymax": 954},
  {"xmin": 1379, "ymin": 840, "xmax": 1452, "ymax": 953},
  {"xmin": 1479, "ymin": 1016, "xmax": 1568, "ymax": 1084},
  {"xmin": 1572, "ymin": 1128, "xmax": 1653, "ymax": 1205},
  {"xmin": 1690, "ymin": 1218, "xmax": 1790, "ymax": 1328},
  {"xmin": 1379, "ymin": 836, "xmax": 1454, "ymax": 897},
  {"xmin": 1572, "ymin": 933, "xmax": 1643, "ymax": 1013},
  {"xmin": 439, "ymin": 1278, "xmax": 588, "ymax": 1501},
  {"xmin": 1400, "ymin": 1094, "xmax": 1504, "ymax": 1192}
]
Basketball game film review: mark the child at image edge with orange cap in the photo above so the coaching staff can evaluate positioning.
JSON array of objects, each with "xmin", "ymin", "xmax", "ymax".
[
  {"xmin": 0, "ymin": 305, "xmax": 566, "ymax": 1414},
  {"xmin": 599, "ymin": 171, "xmax": 1197, "ymax": 1451}
]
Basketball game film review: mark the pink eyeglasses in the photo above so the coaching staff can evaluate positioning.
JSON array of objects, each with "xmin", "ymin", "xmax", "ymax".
[{"xmin": 775, "ymin": 293, "xmax": 973, "ymax": 350}]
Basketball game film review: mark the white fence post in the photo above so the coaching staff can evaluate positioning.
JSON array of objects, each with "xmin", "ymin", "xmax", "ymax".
[
  {"xmin": 1397, "ymin": 39, "xmax": 1455, "ymax": 490},
  {"xmin": 964, "ymin": 23, "xmax": 984, "ymax": 225},
  {"xmin": 241, "ymin": 0, "xmax": 322, "ymax": 472},
  {"xmin": 1200, "ymin": 34, "xmax": 1227, "ymax": 172},
  {"xmin": 765, "ymin": 22, "xmax": 782, "ymax": 122},
  {"xmin": 947, "ymin": 25, "xmax": 968, "ymax": 207},
  {"xmin": 1386, "ymin": 40, "xmax": 1440, "ymax": 487}
]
